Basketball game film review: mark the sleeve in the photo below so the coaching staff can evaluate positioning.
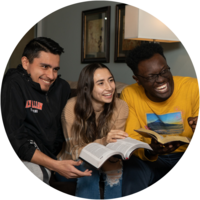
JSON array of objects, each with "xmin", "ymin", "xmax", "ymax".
[
  {"xmin": 120, "ymin": 89, "xmax": 142, "ymax": 136},
  {"xmin": 60, "ymin": 106, "xmax": 76, "ymax": 160},
  {"xmin": 109, "ymin": 99, "xmax": 129, "ymax": 131},
  {"xmin": 54, "ymin": 120, "xmax": 65, "ymax": 156},
  {"xmin": 54, "ymin": 81, "xmax": 71, "ymax": 156},
  {"xmin": 191, "ymin": 78, "xmax": 199, "ymax": 117},
  {"xmin": 1, "ymin": 81, "xmax": 36, "ymax": 161},
  {"xmin": 120, "ymin": 88, "xmax": 158, "ymax": 161}
]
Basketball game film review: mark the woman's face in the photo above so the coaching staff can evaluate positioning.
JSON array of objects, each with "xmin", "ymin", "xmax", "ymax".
[{"xmin": 92, "ymin": 68, "xmax": 116, "ymax": 106}]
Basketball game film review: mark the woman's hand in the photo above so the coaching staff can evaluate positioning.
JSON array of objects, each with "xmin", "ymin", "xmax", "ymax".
[{"xmin": 106, "ymin": 130, "xmax": 128, "ymax": 143}]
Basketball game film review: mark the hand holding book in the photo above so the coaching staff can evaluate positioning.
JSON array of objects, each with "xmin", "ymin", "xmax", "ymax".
[
  {"xmin": 135, "ymin": 128, "xmax": 190, "ymax": 157},
  {"xmin": 147, "ymin": 138, "xmax": 181, "ymax": 156},
  {"xmin": 105, "ymin": 130, "xmax": 129, "ymax": 143},
  {"xmin": 79, "ymin": 137, "xmax": 152, "ymax": 169}
]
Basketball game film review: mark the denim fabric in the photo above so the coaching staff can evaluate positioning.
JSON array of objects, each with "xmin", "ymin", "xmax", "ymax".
[
  {"xmin": 122, "ymin": 152, "xmax": 184, "ymax": 196},
  {"xmin": 55, "ymin": 172, "xmax": 77, "ymax": 182},
  {"xmin": 76, "ymin": 162, "xmax": 101, "ymax": 199},
  {"xmin": 55, "ymin": 161, "xmax": 123, "ymax": 199},
  {"xmin": 103, "ymin": 169, "xmax": 122, "ymax": 199},
  {"xmin": 76, "ymin": 162, "xmax": 122, "ymax": 199}
]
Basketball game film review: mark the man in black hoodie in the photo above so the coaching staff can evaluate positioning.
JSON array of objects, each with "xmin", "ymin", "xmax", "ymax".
[{"xmin": 1, "ymin": 37, "xmax": 92, "ymax": 184}]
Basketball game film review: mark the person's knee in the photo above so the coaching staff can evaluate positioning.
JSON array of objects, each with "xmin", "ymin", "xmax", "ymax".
[
  {"xmin": 122, "ymin": 156, "xmax": 153, "ymax": 195},
  {"xmin": 78, "ymin": 162, "xmax": 100, "ymax": 182},
  {"xmin": 123, "ymin": 156, "xmax": 153, "ymax": 172},
  {"xmin": 103, "ymin": 167, "xmax": 123, "ymax": 187}
]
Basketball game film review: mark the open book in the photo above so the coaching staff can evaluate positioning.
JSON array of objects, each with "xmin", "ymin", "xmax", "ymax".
[
  {"xmin": 79, "ymin": 137, "xmax": 152, "ymax": 169},
  {"xmin": 135, "ymin": 128, "xmax": 191, "ymax": 144}
]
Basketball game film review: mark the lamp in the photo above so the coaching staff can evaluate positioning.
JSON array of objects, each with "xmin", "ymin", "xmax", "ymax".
[{"xmin": 124, "ymin": 5, "xmax": 179, "ymax": 43}]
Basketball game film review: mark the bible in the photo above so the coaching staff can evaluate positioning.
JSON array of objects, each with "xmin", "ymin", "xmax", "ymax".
[
  {"xmin": 79, "ymin": 137, "xmax": 152, "ymax": 169},
  {"xmin": 135, "ymin": 128, "xmax": 191, "ymax": 144}
]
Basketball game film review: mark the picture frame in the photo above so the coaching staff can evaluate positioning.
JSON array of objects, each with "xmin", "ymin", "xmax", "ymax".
[
  {"xmin": 114, "ymin": 4, "xmax": 142, "ymax": 63},
  {"xmin": 81, "ymin": 6, "xmax": 111, "ymax": 63}
]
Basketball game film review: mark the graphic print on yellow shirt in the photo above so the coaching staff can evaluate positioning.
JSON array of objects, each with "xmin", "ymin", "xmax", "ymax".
[{"xmin": 146, "ymin": 112, "xmax": 184, "ymax": 135}]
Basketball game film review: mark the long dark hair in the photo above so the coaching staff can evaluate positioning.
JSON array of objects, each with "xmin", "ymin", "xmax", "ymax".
[{"xmin": 71, "ymin": 63, "xmax": 117, "ymax": 149}]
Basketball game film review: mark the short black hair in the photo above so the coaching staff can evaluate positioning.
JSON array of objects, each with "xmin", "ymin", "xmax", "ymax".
[
  {"xmin": 22, "ymin": 37, "xmax": 64, "ymax": 63},
  {"xmin": 125, "ymin": 42, "xmax": 166, "ymax": 74}
]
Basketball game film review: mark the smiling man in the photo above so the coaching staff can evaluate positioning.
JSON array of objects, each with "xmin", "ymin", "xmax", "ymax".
[
  {"xmin": 120, "ymin": 42, "xmax": 199, "ymax": 195},
  {"xmin": 1, "ymin": 37, "xmax": 92, "ymax": 184},
  {"xmin": 22, "ymin": 51, "xmax": 60, "ymax": 92}
]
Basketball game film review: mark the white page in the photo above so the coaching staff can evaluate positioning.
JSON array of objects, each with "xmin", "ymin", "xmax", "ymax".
[
  {"xmin": 106, "ymin": 141, "xmax": 133, "ymax": 156},
  {"xmin": 122, "ymin": 137, "xmax": 146, "ymax": 144},
  {"xmin": 107, "ymin": 137, "xmax": 152, "ymax": 158},
  {"xmin": 79, "ymin": 143, "xmax": 123, "ymax": 168},
  {"xmin": 83, "ymin": 143, "xmax": 112, "ymax": 159}
]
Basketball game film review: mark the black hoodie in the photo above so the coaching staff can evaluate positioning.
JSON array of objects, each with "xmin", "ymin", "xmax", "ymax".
[{"xmin": 1, "ymin": 65, "xmax": 70, "ymax": 161}]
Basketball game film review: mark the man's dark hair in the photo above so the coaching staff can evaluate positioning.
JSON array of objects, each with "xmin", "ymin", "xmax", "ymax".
[
  {"xmin": 125, "ymin": 42, "xmax": 166, "ymax": 74},
  {"xmin": 22, "ymin": 37, "xmax": 64, "ymax": 63}
]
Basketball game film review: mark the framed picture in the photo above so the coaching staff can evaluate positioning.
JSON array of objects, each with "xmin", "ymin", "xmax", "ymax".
[
  {"xmin": 81, "ymin": 6, "xmax": 111, "ymax": 63},
  {"xmin": 114, "ymin": 4, "xmax": 142, "ymax": 62}
]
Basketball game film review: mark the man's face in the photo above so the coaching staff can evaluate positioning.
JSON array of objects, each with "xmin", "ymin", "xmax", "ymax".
[
  {"xmin": 22, "ymin": 51, "xmax": 60, "ymax": 92},
  {"xmin": 133, "ymin": 53, "xmax": 174, "ymax": 102}
]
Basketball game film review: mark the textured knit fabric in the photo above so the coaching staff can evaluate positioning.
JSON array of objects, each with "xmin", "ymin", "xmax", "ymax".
[
  {"xmin": 59, "ymin": 97, "xmax": 129, "ymax": 161},
  {"xmin": 1, "ymin": 65, "xmax": 70, "ymax": 161},
  {"xmin": 120, "ymin": 76, "xmax": 199, "ymax": 161}
]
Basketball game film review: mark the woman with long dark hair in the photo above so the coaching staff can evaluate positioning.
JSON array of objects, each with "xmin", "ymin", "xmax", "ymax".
[{"xmin": 57, "ymin": 63, "xmax": 129, "ymax": 199}]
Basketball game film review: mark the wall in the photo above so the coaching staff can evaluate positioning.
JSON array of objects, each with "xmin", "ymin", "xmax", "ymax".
[
  {"xmin": 5, "ymin": 26, "xmax": 35, "ymax": 74},
  {"xmin": 25, "ymin": 1, "xmax": 198, "ymax": 85}
]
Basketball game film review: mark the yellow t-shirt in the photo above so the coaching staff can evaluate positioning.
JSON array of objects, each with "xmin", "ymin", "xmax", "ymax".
[{"xmin": 120, "ymin": 76, "xmax": 199, "ymax": 161}]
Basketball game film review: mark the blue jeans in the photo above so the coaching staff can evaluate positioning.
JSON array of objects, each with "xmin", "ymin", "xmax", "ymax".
[
  {"xmin": 55, "ymin": 162, "xmax": 122, "ymax": 199},
  {"xmin": 122, "ymin": 152, "xmax": 184, "ymax": 196},
  {"xmin": 76, "ymin": 162, "xmax": 122, "ymax": 199}
]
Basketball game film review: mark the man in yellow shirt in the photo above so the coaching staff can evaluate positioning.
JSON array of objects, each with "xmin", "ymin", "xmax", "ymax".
[{"xmin": 120, "ymin": 43, "xmax": 199, "ymax": 195}]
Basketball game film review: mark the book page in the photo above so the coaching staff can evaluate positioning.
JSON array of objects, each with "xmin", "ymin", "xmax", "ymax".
[
  {"xmin": 106, "ymin": 141, "xmax": 133, "ymax": 156},
  {"xmin": 122, "ymin": 137, "xmax": 148, "ymax": 144},
  {"xmin": 135, "ymin": 128, "xmax": 163, "ymax": 141},
  {"xmin": 79, "ymin": 143, "xmax": 123, "ymax": 168},
  {"xmin": 83, "ymin": 143, "xmax": 112, "ymax": 159},
  {"xmin": 162, "ymin": 135, "xmax": 190, "ymax": 144},
  {"xmin": 106, "ymin": 137, "xmax": 152, "ymax": 158},
  {"xmin": 135, "ymin": 128, "xmax": 190, "ymax": 144}
]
